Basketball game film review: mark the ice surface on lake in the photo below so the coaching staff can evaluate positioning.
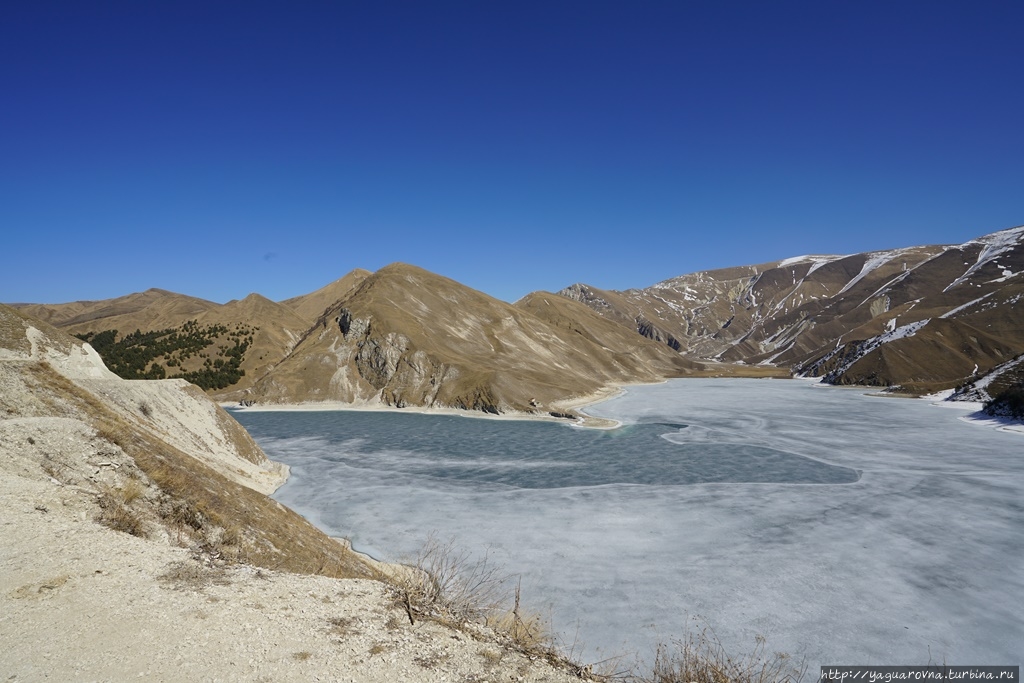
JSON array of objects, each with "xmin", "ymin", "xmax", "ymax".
[{"xmin": 235, "ymin": 379, "xmax": 1024, "ymax": 668}]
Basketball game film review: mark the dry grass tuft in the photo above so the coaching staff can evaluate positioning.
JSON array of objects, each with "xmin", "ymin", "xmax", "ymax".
[
  {"xmin": 96, "ymin": 503, "xmax": 146, "ymax": 537},
  {"xmin": 484, "ymin": 576, "xmax": 556, "ymax": 655},
  {"xmin": 644, "ymin": 623, "xmax": 805, "ymax": 683},
  {"xmin": 119, "ymin": 477, "xmax": 146, "ymax": 505},
  {"xmin": 479, "ymin": 647, "xmax": 504, "ymax": 668},
  {"xmin": 96, "ymin": 485, "xmax": 146, "ymax": 537},
  {"xmin": 413, "ymin": 652, "xmax": 450, "ymax": 669},
  {"xmin": 487, "ymin": 606, "xmax": 549, "ymax": 651},
  {"xmin": 291, "ymin": 651, "xmax": 312, "ymax": 662}
]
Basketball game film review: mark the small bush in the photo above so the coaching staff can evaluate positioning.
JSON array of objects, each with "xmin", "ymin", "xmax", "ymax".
[
  {"xmin": 645, "ymin": 622, "xmax": 804, "ymax": 683},
  {"xmin": 386, "ymin": 535, "xmax": 566, "ymax": 665},
  {"xmin": 391, "ymin": 534, "xmax": 509, "ymax": 625}
]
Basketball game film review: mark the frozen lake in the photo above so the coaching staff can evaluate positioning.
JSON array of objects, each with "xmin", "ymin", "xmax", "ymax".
[{"xmin": 233, "ymin": 379, "xmax": 1023, "ymax": 668}]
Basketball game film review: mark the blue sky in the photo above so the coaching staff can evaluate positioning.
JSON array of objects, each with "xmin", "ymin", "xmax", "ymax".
[{"xmin": 2, "ymin": 2, "xmax": 1022, "ymax": 305}]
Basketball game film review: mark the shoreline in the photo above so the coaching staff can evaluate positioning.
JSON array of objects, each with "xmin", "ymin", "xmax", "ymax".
[
  {"xmin": 222, "ymin": 384, "xmax": 635, "ymax": 430},
  {"xmin": 224, "ymin": 375, "xmax": 1024, "ymax": 437},
  {"xmin": 858, "ymin": 385, "xmax": 1024, "ymax": 435}
]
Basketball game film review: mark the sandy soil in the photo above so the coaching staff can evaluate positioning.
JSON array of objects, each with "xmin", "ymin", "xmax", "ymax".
[{"xmin": 0, "ymin": 416, "xmax": 584, "ymax": 683}]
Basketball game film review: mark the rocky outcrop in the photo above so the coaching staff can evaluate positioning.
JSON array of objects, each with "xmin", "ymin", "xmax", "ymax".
[
  {"xmin": 635, "ymin": 315, "xmax": 681, "ymax": 350},
  {"xmin": 338, "ymin": 307, "xmax": 370, "ymax": 339},
  {"xmin": 355, "ymin": 331, "xmax": 409, "ymax": 388}
]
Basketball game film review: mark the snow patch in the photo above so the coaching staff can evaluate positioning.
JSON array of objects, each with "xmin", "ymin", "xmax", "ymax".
[
  {"xmin": 804, "ymin": 319, "xmax": 931, "ymax": 380},
  {"xmin": 776, "ymin": 254, "xmax": 845, "ymax": 274},
  {"xmin": 943, "ymin": 225, "xmax": 1024, "ymax": 292},
  {"xmin": 939, "ymin": 291, "xmax": 996, "ymax": 319},
  {"xmin": 836, "ymin": 252, "xmax": 898, "ymax": 296}
]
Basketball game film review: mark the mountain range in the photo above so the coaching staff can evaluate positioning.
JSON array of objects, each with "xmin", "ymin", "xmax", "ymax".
[{"xmin": 12, "ymin": 224, "xmax": 1024, "ymax": 416}]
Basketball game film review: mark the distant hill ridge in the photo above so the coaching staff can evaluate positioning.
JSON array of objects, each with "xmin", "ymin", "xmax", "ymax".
[{"xmin": 11, "ymin": 224, "xmax": 1023, "ymax": 413}]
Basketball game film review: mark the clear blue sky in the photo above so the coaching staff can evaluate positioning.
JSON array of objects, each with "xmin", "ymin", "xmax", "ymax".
[{"xmin": 2, "ymin": 1, "xmax": 1022, "ymax": 305}]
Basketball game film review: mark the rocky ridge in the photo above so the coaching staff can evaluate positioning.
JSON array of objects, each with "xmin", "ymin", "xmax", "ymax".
[
  {"xmin": 13, "ymin": 223, "xmax": 1023, "ymax": 408},
  {"xmin": 559, "ymin": 225, "xmax": 1024, "ymax": 395}
]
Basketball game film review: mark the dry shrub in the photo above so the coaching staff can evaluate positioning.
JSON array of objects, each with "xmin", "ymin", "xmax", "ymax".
[
  {"xmin": 97, "ymin": 499, "xmax": 146, "ymax": 537},
  {"xmin": 646, "ymin": 622, "xmax": 805, "ymax": 683},
  {"xmin": 387, "ymin": 535, "xmax": 567, "ymax": 666},
  {"xmin": 392, "ymin": 534, "xmax": 509, "ymax": 625},
  {"xmin": 96, "ymin": 484, "xmax": 146, "ymax": 537}
]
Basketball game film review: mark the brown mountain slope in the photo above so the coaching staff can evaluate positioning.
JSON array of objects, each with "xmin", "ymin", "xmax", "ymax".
[
  {"xmin": 559, "ymin": 225, "xmax": 1024, "ymax": 394},
  {"xmin": 281, "ymin": 268, "xmax": 372, "ymax": 322},
  {"xmin": 15, "ymin": 288, "xmax": 218, "ymax": 333},
  {"xmin": 14, "ymin": 288, "xmax": 314, "ymax": 395},
  {"xmin": 513, "ymin": 290, "xmax": 699, "ymax": 374},
  {"xmin": 235, "ymin": 263, "xmax": 702, "ymax": 413},
  {"xmin": 191, "ymin": 293, "xmax": 312, "ymax": 392}
]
